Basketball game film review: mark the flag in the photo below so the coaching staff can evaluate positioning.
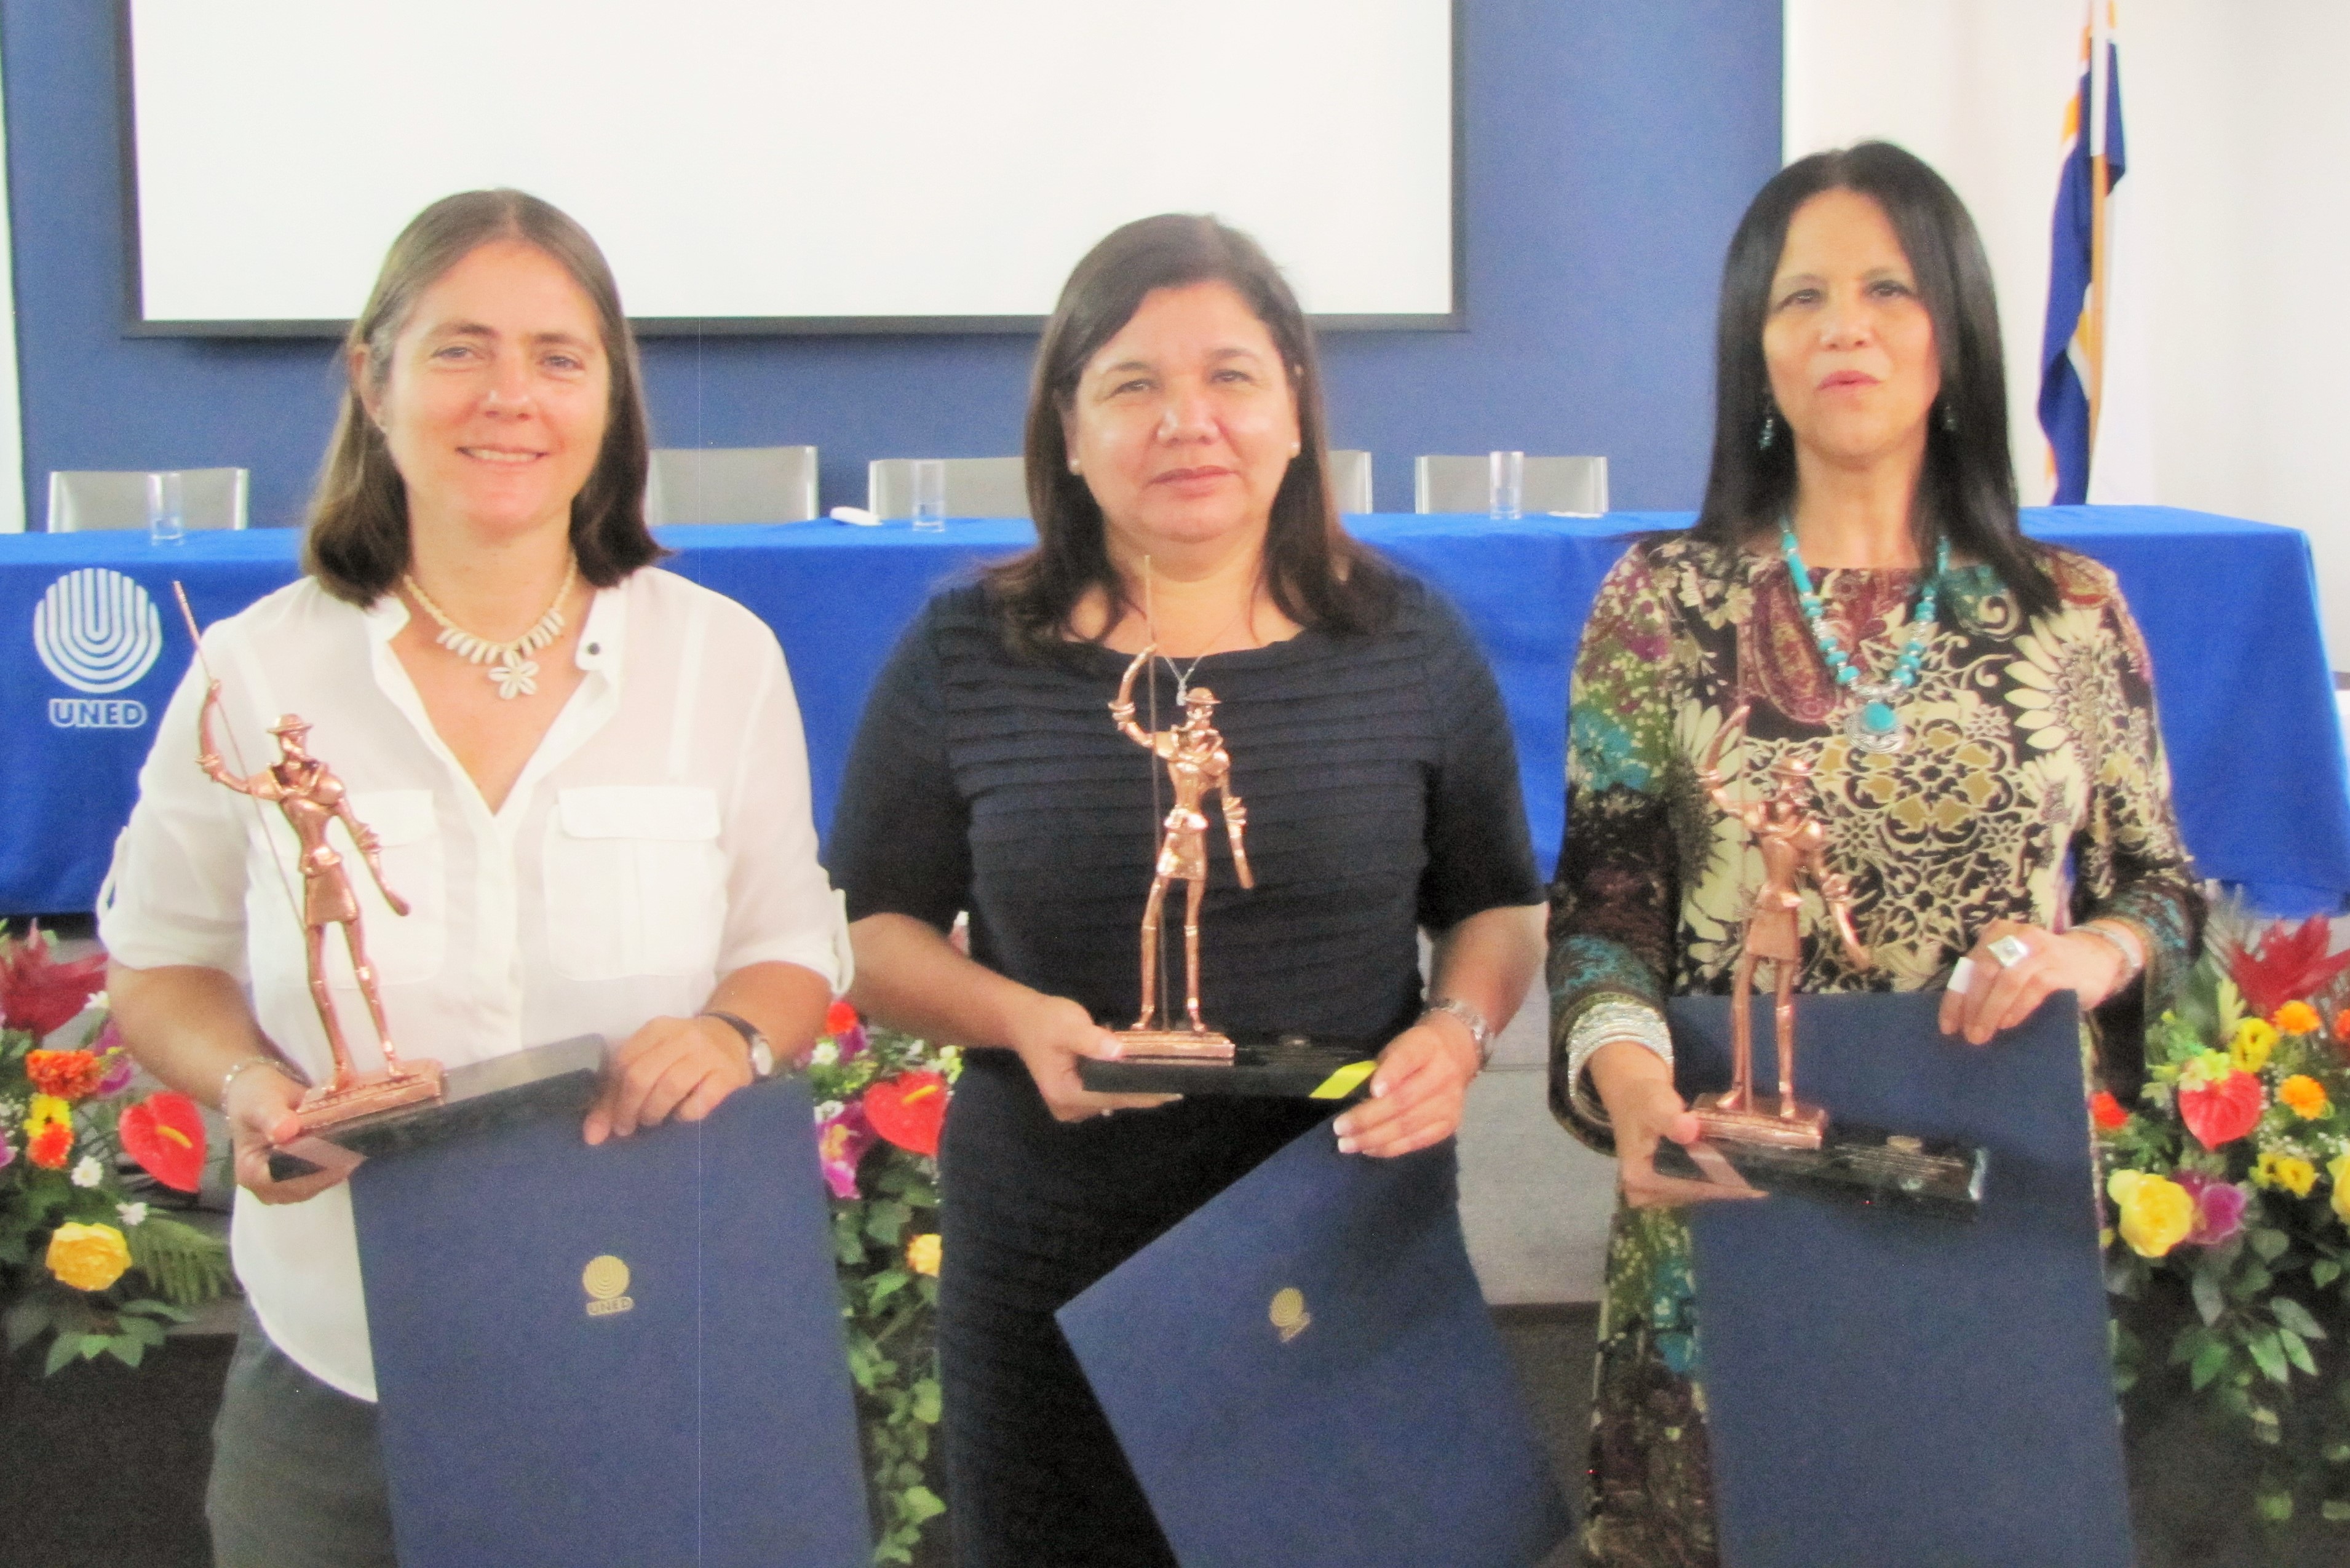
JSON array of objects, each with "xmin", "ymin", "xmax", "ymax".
[{"xmin": 2038, "ymin": 4, "xmax": 2129, "ymax": 505}]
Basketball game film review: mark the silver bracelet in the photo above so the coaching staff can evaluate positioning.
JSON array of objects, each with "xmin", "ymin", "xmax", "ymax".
[
  {"xmin": 1565, "ymin": 998, "xmax": 1672, "ymax": 1128},
  {"xmin": 2074, "ymin": 921, "xmax": 2145, "ymax": 984},
  {"xmin": 1420, "ymin": 997, "xmax": 1493, "ymax": 1069},
  {"xmin": 218, "ymin": 1054, "xmax": 302, "ymax": 1112}
]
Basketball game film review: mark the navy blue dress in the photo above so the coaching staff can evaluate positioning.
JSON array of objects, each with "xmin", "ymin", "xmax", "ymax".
[{"xmin": 829, "ymin": 577, "xmax": 1540, "ymax": 1566}]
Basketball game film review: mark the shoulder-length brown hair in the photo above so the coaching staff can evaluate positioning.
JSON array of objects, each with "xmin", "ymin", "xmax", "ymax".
[
  {"xmin": 303, "ymin": 189, "xmax": 663, "ymax": 604},
  {"xmin": 1693, "ymin": 143, "xmax": 2055, "ymax": 617},
  {"xmin": 986, "ymin": 213, "xmax": 1395, "ymax": 660}
]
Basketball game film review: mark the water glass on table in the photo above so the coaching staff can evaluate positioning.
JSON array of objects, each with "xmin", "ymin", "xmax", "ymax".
[
  {"xmin": 1488, "ymin": 450, "xmax": 1523, "ymax": 522},
  {"xmin": 911, "ymin": 459, "xmax": 946, "ymax": 531},
  {"xmin": 147, "ymin": 471, "xmax": 185, "ymax": 545}
]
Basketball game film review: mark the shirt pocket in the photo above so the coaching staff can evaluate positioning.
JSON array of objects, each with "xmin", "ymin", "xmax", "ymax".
[
  {"xmin": 334, "ymin": 788, "xmax": 444, "ymax": 984},
  {"xmin": 543, "ymin": 785, "xmax": 727, "ymax": 980}
]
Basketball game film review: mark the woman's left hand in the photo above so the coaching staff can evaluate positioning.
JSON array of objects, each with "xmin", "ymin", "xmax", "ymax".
[
  {"xmin": 584, "ymin": 1015, "xmax": 753, "ymax": 1144},
  {"xmin": 1333, "ymin": 1016, "xmax": 1481, "ymax": 1158},
  {"xmin": 1939, "ymin": 919, "xmax": 2127, "ymax": 1045}
]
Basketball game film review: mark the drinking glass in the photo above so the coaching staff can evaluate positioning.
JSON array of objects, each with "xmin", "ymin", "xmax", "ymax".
[
  {"xmin": 147, "ymin": 471, "xmax": 185, "ymax": 545},
  {"xmin": 910, "ymin": 460, "xmax": 947, "ymax": 531},
  {"xmin": 1488, "ymin": 451, "xmax": 1523, "ymax": 522}
]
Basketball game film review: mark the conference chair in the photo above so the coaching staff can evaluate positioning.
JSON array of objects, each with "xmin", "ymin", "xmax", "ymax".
[
  {"xmin": 1413, "ymin": 454, "xmax": 1609, "ymax": 516},
  {"xmin": 46, "ymin": 468, "xmax": 249, "ymax": 532},
  {"xmin": 644, "ymin": 445, "xmax": 820, "ymax": 525},
  {"xmin": 1328, "ymin": 449, "xmax": 1374, "ymax": 514},
  {"xmin": 867, "ymin": 456, "xmax": 1030, "ymax": 520}
]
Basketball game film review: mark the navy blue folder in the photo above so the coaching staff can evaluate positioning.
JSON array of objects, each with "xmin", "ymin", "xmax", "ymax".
[
  {"xmin": 347, "ymin": 1075, "xmax": 871, "ymax": 1567},
  {"xmin": 1057, "ymin": 1124, "xmax": 1570, "ymax": 1568},
  {"xmin": 1672, "ymin": 992, "xmax": 2132, "ymax": 1568}
]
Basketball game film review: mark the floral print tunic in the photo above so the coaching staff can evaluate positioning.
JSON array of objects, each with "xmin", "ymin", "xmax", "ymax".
[{"xmin": 1548, "ymin": 532, "xmax": 2203, "ymax": 1567}]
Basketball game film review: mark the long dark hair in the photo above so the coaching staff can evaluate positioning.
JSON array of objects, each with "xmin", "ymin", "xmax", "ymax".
[
  {"xmin": 1694, "ymin": 143, "xmax": 2055, "ymax": 617},
  {"xmin": 304, "ymin": 189, "xmax": 663, "ymax": 604},
  {"xmin": 986, "ymin": 213, "xmax": 1395, "ymax": 659}
]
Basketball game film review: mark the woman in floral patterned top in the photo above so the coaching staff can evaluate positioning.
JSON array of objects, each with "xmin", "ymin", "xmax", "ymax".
[{"xmin": 1549, "ymin": 143, "xmax": 2204, "ymax": 1566}]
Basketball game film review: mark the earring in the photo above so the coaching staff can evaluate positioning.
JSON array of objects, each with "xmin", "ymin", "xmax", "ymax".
[
  {"xmin": 1290, "ymin": 441, "xmax": 1301, "ymax": 457},
  {"xmin": 1068, "ymin": 457, "xmax": 1082, "ymax": 474},
  {"xmin": 1758, "ymin": 411, "xmax": 1777, "ymax": 451},
  {"xmin": 1939, "ymin": 402, "xmax": 1959, "ymax": 434}
]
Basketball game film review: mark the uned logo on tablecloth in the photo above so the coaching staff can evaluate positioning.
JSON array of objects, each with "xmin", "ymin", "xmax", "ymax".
[{"xmin": 35, "ymin": 569, "xmax": 162, "ymax": 695}]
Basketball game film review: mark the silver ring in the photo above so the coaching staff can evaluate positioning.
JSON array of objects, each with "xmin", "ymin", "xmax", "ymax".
[{"xmin": 1988, "ymin": 935, "xmax": 2031, "ymax": 967}]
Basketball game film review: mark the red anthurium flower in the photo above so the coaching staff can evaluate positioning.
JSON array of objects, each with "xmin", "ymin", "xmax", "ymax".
[
  {"xmin": 2178, "ymin": 1071, "xmax": 2265, "ymax": 1151},
  {"xmin": 2228, "ymin": 918, "xmax": 2350, "ymax": 1022},
  {"xmin": 864, "ymin": 1071, "xmax": 950, "ymax": 1158},
  {"xmin": 119, "ymin": 1091, "xmax": 207, "ymax": 1192},
  {"xmin": 0, "ymin": 936, "xmax": 107, "ymax": 1038}
]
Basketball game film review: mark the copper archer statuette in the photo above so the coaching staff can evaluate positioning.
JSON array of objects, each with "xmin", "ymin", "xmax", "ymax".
[
  {"xmin": 197, "ymin": 686, "xmax": 443, "ymax": 1128},
  {"xmin": 1109, "ymin": 644, "xmax": 1253, "ymax": 1060},
  {"xmin": 1693, "ymin": 700, "xmax": 1872, "ymax": 1149}
]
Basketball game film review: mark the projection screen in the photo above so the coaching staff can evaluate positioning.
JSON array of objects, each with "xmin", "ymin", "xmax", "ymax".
[{"xmin": 124, "ymin": 0, "xmax": 1457, "ymax": 334}]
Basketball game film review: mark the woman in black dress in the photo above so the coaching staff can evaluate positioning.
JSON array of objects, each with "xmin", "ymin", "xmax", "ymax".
[{"xmin": 829, "ymin": 214, "xmax": 1548, "ymax": 1565}]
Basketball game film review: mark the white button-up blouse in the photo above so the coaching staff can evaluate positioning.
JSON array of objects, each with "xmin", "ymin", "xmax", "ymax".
[{"xmin": 98, "ymin": 567, "xmax": 851, "ymax": 1400}]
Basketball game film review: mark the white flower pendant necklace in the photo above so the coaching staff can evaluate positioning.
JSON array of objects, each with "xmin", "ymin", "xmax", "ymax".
[{"xmin": 401, "ymin": 556, "xmax": 578, "ymax": 700}]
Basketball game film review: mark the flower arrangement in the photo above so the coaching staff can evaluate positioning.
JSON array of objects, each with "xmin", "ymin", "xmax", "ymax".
[
  {"xmin": 1, "ymin": 927, "xmax": 234, "ymax": 1374},
  {"xmin": 2101, "ymin": 915, "xmax": 2350, "ymax": 1527},
  {"xmin": 808, "ymin": 999, "xmax": 958, "ymax": 1566}
]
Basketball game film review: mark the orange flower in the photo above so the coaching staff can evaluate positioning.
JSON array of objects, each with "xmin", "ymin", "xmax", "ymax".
[
  {"xmin": 25, "ymin": 1048, "xmax": 105, "ymax": 1101},
  {"xmin": 2279, "ymin": 1075, "xmax": 2330, "ymax": 1120},
  {"xmin": 2274, "ymin": 1001, "xmax": 2322, "ymax": 1036},
  {"xmin": 27, "ymin": 1120, "xmax": 71, "ymax": 1168},
  {"xmin": 2089, "ymin": 1091, "xmax": 2130, "ymax": 1131},
  {"xmin": 2336, "ymin": 1009, "xmax": 2350, "ymax": 1045},
  {"xmin": 825, "ymin": 999, "xmax": 859, "ymax": 1036}
]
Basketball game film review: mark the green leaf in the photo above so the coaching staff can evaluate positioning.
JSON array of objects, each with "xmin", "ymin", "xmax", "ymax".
[
  {"xmin": 2274, "ymin": 1297, "xmax": 2328, "ymax": 1340},
  {"xmin": 911, "ymin": 1378, "xmax": 942, "ymax": 1425},
  {"xmin": 2191, "ymin": 1339, "xmax": 2233, "ymax": 1391},
  {"xmin": 117, "ymin": 1315, "xmax": 167, "ymax": 1347},
  {"xmin": 867, "ymin": 1270, "xmax": 910, "ymax": 1309},
  {"xmin": 2248, "ymin": 1331, "xmax": 2291, "ymax": 1385},
  {"xmin": 2281, "ymin": 1328, "xmax": 2319, "ymax": 1377},
  {"xmin": 899, "ymin": 1485, "xmax": 946, "ymax": 1524},
  {"xmin": 77, "ymin": 1332, "xmax": 112, "ymax": 1361},
  {"xmin": 2325, "ymin": 1441, "xmax": 2350, "ymax": 1464},
  {"xmin": 2193, "ymin": 1269, "xmax": 2225, "ymax": 1326},
  {"xmin": 863, "ymin": 1200, "xmax": 911, "ymax": 1246},
  {"xmin": 2324, "ymin": 1499, "xmax": 2350, "ymax": 1523},
  {"xmin": 106, "ymin": 1335, "xmax": 147, "ymax": 1369},
  {"xmin": 42, "ymin": 1331, "xmax": 77, "ymax": 1377},
  {"xmin": 2251, "ymin": 1227, "xmax": 2292, "ymax": 1262},
  {"xmin": 2316, "ymin": 1259, "xmax": 2342, "ymax": 1288},
  {"xmin": 2257, "ymin": 1487, "xmax": 2294, "ymax": 1523}
]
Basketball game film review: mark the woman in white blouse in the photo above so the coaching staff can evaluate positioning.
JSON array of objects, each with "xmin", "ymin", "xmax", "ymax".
[{"xmin": 100, "ymin": 190, "xmax": 846, "ymax": 1568}]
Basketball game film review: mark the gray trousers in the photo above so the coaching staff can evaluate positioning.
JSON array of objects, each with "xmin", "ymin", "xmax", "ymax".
[{"xmin": 207, "ymin": 1313, "xmax": 399, "ymax": 1568}]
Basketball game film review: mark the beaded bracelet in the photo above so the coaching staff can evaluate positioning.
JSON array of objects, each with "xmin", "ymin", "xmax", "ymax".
[
  {"xmin": 2074, "ymin": 920, "xmax": 2146, "ymax": 986},
  {"xmin": 218, "ymin": 1054, "xmax": 302, "ymax": 1112}
]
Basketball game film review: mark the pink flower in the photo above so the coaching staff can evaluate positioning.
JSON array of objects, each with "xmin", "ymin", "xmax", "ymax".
[
  {"xmin": 816, "ymin": 1101, "xmax": 875, "ymax": 1200},
  {"xmin": 93, "ymin": 1026, "xmax": 134, "ymax": 1098},
  {"xmin": 2175, "ymin": 1171, "xmax": 2249, "ymax": 1248}
]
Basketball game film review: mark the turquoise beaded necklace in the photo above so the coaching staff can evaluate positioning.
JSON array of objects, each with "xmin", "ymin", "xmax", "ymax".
[{"xmin": 1777, "ymin": 520, "xmax": 1949, "ymax": 756}]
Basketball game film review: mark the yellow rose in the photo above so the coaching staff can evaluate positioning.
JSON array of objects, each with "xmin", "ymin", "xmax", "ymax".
[
  {"xmin": 45, "ymin": 1222, "xmax": 132, "ymax": 1293},
  {"xmin": 2231, "ymin": 1019, "xmax": 2279, "ymax": 1073},
  {"xmin": 2279, "ymin": 1075, "xmax": 2330, "ymax": 1120},
  {"xmin": 2330, "ymin": 1156, "xmax": 2350, "ymax": 1225},
  {"xmin": 905, "ymin": 1233, "xmax": 942, "ymax": 1277},
  {"xmin": 2255, "ymin": 1152, "xmax": 2319, "ymax": 1198},
  {"xmin": 2274, "ymin": 1001, "xmax": 2322, "ymax": 1035},
  {"xmin": 2107, "ymin": 1170, "xmax": 2195, "ymax": 1259},
  {"xmin": 24, "ymin": 1093, "xmax": 70, "ymax": 1133}
]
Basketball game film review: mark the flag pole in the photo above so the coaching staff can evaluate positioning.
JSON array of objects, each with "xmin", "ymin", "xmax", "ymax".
[{"xmin": 2086, "ymin": 1, "xmax": 2113, "ymax": 456}]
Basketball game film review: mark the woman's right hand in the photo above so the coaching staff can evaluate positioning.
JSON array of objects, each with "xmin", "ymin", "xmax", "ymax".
[
  {"xmin": 224, "ymin": 1064, "xmax": 347, "ymax": 1205},
  {"xmin": 1006, "ymin": 993, "xmax": 1177, "ymax": 1122},
  {"xmin": 1587, "ymin": 1040, "xmax": 1761, "ymax": 1208}
]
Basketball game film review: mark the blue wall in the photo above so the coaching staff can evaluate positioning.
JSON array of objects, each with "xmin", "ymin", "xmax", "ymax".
[{"xmin": 2, "ymin": 2, "xmax": 1780, "ymax": 529}]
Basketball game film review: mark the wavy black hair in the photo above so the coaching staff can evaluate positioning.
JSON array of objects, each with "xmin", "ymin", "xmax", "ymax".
[
  {"xmin": 985, "ymin": 213, "xmax": 1395, "ymax": 659},
  {"xmin": 1694, "ymin": 142, "xmax": 2055, "ymax": 617}
]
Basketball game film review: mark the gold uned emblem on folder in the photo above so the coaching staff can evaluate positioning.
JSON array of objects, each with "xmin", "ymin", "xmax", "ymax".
[
  {"xmin": 1269, "ymin": 1287, "xmax": 1310, "ymax": 1344},
  {"xmin": 583, "ymin": 1254, "xmax": 635, "ymax": 1318}
]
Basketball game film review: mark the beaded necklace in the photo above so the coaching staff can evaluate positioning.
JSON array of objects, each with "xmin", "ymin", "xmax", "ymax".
[{"xmin": 1777, "ymin": 521, "xmax": 1948, "ymax": 755}]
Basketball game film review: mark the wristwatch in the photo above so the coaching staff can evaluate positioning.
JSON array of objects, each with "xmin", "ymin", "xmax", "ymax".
[
  {"xmin": 1419, "ymin": 996, "xmax": 1493, "ymax": 1069},
  {"xmin": 699, "ymin": 1010, "xmax": 775, "ymax": 1079}
]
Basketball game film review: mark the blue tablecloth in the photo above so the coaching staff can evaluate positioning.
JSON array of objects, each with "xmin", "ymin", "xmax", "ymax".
[{"xmin": 4, "ymin": 507, "xmax": 2343, "ymax": 916}]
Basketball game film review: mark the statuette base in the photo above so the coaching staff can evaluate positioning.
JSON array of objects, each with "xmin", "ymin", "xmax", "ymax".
[
  {"xmin": 1113, "ymin": 1029, "xmax": 1237, "ymax": 1063},
  {"xmin": 1694, "ymin": 1091, "xmax": 1828, "ymax": 1150},
  {"xmin": 296, "ymin": 1061, "xmax": 446, "ymax": 1131}
]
